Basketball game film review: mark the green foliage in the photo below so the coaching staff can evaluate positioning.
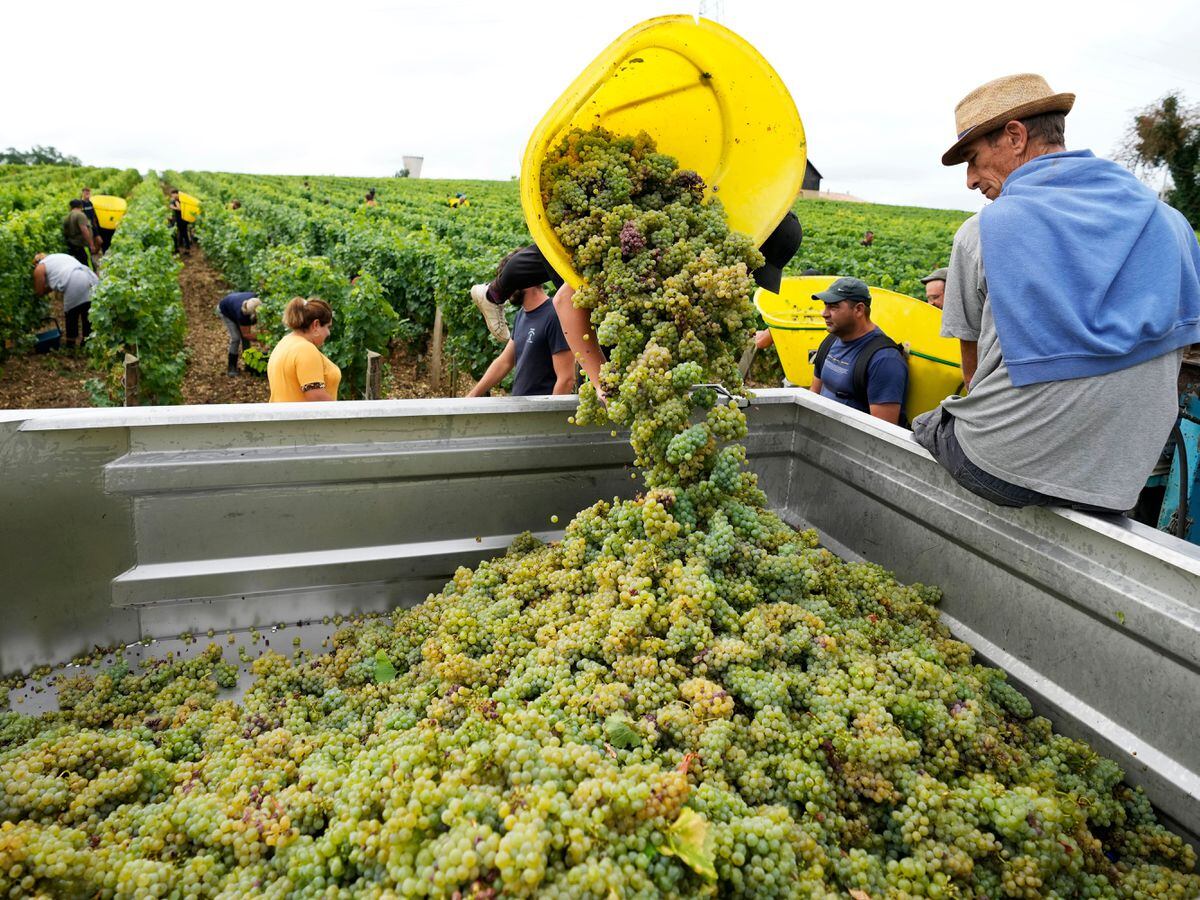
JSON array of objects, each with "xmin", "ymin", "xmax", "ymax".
[
  {"xmin": 250, "ymin": 245, "xmax": 399, "ymax": 399},
  {"xmin": 0, "ymin": 145, "xmax": 82, "ymax": 166},
  {"xmin": 87, "ymin": 176, "xmax": 186, "ymax": 405},
  {"xmin": 1123, "ymin": 92, "xmax": 1200, "ymax": 228},
  {"xmin": 241, "ymin": 345, "xmax": 268, "ymax": 374},
  {"xmin": 786, "ymin": 197, "xmax": 970, "ymax": 298},
  {"xmin": 169, "ymin": 171, "xmax": 533, "ymax": 380},
  {"xmin": 0, "ymin": 166, "xmax": 140, "ymax": 354}
]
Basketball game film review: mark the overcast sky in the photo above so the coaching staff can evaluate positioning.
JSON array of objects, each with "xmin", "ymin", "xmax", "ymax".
[{"xmin": 4, "ymin": 0, "xmax": 1198, "ymax": 212}]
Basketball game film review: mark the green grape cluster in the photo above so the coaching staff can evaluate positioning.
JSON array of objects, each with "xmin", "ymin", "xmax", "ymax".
[{"xmin": 1, "ymin": 126, "xmax": 1197, "ymax": 899}]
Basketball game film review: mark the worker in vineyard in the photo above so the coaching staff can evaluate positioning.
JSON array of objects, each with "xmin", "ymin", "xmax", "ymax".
[
  {"xmin": 912, "ymin": 73, "xmax": 1200, "ymax": 512},
  {"xmin": 921, "ymin": 267, "xmax": 948, "ymax": 310},
  {"xmin": 217, "ymin": 291, "xmax": 262, "ymax": 377},
  {"xmin": 79, "ymin": 187, "xmax": 111, "ymax": 252},
  {"xmin": 809, "ymin": 277, "xmax": 908, "ymax": 425},
  {"xmin": 62, "ymin": 199, "xmax": 99, "ymax": 270},
  {"xmin": 364, "ymin": 189, "xmax": 378, "ymax": 207},
  {"xmin": 467, "ymin": 251, "xmax": 574, "ymax": 398},
  {"xmin": 32, "ymin": 252, "xmax": 98, "ymax": 349},
  {"xmin": 168, "ymin": 189, "xmax": 191, "ymax": 255},
  {"xmin": 472, "ymin": 211, "xmax": 804, "ymax": 397},
  {"xmin": 470, "ymin": 245, "xmax": 565, "ymax": 343},
  {"xmin": 267, "ymin": 297, "xmax": 340, "ymax": 402}
]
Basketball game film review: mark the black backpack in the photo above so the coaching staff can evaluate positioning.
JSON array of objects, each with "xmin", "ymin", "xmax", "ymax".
[{"xmin": 811, "ymin": 331, "xmax": 909, "ymax": 426}]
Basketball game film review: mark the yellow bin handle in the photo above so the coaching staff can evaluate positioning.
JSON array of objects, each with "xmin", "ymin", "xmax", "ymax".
[{"xmin": 521, "ymin": 15, "xmax": 806, "ymax": 288}]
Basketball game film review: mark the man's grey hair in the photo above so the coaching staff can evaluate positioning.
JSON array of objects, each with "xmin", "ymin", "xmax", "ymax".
[{"xmin": 985, "ymin": 111, "xmax": 1066, "ymax": 149}]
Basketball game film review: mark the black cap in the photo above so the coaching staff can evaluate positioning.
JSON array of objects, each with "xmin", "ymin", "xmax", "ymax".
[
  {"xmin": 69, "ymin": 198, "xmax": 84, "ymax": 209},
  {"xmin": 813, "ymin": 276, "xmax": 872, "ymax": 306},
  {"xmin": 753, "ymin": 211, "xmax": 802, "ymax": 293}
]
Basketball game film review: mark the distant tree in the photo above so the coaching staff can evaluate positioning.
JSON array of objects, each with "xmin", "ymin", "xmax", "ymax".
[
  {"xmin": 1120, "ymin": 93, "xmax": 1200, "ymax": 228},
  {"xmin": 395, "ymin": 168, "xmax": 411, "ymax": 178},
  {"xmin": 0, "ymin": 145, "xmax": 83, "ymax": 166}
]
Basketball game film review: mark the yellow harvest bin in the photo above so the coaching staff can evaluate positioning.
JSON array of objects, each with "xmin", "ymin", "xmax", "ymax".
[
  {"xmin": 89, "ymin": 195, "xmax": 127, "ymax": 229},
  {"xmin": 178, "ymin": 192, "xmax": 201, "ymax": 223},
  {"xmin": 521, "ymin": 15, "xmax": 806, "ymax": 288},
  {"xmin": 756, "ymin": 275, "xmax": 964, "ymax": 419}
]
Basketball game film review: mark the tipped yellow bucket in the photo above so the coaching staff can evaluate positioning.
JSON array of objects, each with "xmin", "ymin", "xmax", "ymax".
[
  {"xmin": 756, "ymin": 275, "xmax": 964, "ymax": 419},
  {"xmin": 89, "ymin": 195, "xmax": 127, "ymax": 230},
  {"xmin": 178, "ymin": 192, "xmax": 201, "ymax": 223},
  {"xmin": 521, "ymin": 15, "xmax": 806, "ymax": 288}
]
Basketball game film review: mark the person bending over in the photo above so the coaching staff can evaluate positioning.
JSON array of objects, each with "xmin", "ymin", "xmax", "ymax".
[
  {"xmin": 33, "ymin": 252, "xmax": 98, "ymax": 349},
  {"xmin": 217, "ymin": 291, "xmax": 262, "ymax": 376}
]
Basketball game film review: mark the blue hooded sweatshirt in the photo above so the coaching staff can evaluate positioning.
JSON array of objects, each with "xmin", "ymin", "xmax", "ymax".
[{"xmin": 979, "ymin": 149, "xmax": 1200, "ymax": 386}]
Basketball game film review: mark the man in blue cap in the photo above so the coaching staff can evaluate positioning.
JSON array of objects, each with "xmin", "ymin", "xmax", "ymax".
[{"xmin": 810, "ymin": 277, "xmax": 908, "ymax": 425}]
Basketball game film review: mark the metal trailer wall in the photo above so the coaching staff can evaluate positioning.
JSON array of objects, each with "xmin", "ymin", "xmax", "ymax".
[{"xmin": 2, "ymin": 391, "xmax": 1198, "ymax": 843}]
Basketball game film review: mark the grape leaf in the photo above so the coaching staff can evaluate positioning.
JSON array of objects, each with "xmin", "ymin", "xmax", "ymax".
[
  {"xmin": 659, "ymin": 808, "xmax": 717, "ymax": 881},
  {"xmin": 373, "ymin": 649, "xmax": 396, "ymax": 683},
  {"xmin": 605, "ymin": 714, "xmax": 642, "ymax": 749}
]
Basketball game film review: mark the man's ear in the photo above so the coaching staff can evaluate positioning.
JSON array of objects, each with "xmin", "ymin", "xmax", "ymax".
[{"xmin": 1004, "ymin": 119, "xmax": 1028, "ymax": 154}]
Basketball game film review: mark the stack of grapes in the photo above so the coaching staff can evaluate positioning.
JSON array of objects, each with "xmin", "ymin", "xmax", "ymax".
[{"xmin": 1, "ymin": 128, "xmax": 1196, "ymax": 898}]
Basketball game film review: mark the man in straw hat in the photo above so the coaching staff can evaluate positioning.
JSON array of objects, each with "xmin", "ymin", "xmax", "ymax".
[{"xmin": 912, "ymin": 73, "xmax": 1200, "ymax": 513}]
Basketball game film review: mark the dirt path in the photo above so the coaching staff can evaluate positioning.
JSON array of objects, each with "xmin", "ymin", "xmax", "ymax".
[
  {"xmin": 0, "ymin": 293, "xmax": 92, "ymax": 409},
  {"xmin": 178, "ymin": 246, "xmax": 270, "ymax": 404}
]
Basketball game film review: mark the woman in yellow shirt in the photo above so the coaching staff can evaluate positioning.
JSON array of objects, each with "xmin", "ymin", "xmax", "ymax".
[{"xmin": 267, "ymin": 297, "xmax": 342, "ymax": 402}]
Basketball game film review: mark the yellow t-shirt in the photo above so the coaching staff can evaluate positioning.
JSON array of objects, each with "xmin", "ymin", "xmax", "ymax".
[{"xmin": 267, "ymin": 332, "xmax": 341, "ymax": 402}]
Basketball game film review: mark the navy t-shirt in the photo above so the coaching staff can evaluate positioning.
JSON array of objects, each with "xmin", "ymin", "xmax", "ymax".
[
  {"xmin": 817, "ymin": 327, "xmax": 908, "ymax": 414},
  {"xmin": 511, "ymin": 300, "xmax": 570, "ymax": 396},
  {"xmin": 219, "ymin": 292, "xmax": 257, "ymax": 326}
]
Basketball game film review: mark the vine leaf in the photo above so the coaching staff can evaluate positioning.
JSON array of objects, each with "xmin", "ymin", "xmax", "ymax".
[
  {"xmin": 373, "ymin": 649, "xmax": 396, "ymax": 683},
  {"xmin": 659, "ymin": 808, "xmax": 717, "ymax": 881},
  {"xmin": 605, "ymin": 714, "xmax": 642, "ymax": 749}
]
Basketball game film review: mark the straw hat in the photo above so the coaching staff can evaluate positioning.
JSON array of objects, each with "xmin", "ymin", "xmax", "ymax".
[{"xmin": 942, "ymin": 73, "xmax": 1074, "ymax": 166}]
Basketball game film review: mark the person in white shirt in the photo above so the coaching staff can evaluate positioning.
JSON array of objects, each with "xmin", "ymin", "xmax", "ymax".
[{"xmin": 33, "ymin": 252, "xmax": 98, "ymax": 349}]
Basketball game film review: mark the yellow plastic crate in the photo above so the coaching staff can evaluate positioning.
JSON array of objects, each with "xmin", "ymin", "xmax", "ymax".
[
  {"xmin": 178, "ymin": 192, "xmax": 200, "ymax": 223},
  {"xmin": 521, "ymin": 15, "xmax": 806, "ymax": 288},
  {"xmin": 89, "ymin": 195, "xmax": 127, "ymax": 230},
  {"xmin": 756, "ymin": 275, "xmax": 964, "ymax": 419}
]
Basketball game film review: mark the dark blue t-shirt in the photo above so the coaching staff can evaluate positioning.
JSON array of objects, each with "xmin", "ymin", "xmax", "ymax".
[
  {"xmin": 511, "ymin": 300, "xmax": 570, "ymax": 396},
  {"xmin": 817, "ymin": 327, "xmax": 908, "ymax": 414},
  {"xmin": 219, "ymin": 292, "xmax": 257, "ymax": 326}
]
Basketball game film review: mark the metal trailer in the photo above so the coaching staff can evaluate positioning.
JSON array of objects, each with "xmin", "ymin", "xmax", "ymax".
[{"xmin": 2, "ymin": 390, "xmax": 1198, "ymax": 846}]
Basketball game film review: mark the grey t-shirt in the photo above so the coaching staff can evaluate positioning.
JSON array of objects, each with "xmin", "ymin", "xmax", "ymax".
[
  {"xmin": 939, "ymin": 214, "xmax": 1182, "ymax": 511},
  {"xmin": 40, "ymin": 253, "xmax": 89, "ymax": 292}
]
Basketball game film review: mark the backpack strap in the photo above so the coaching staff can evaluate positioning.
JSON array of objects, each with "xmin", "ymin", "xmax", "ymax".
[
  {"xmin": 810, "ymin": 333, "xmax": 836, "ymax": 381},
  {"xmin": 852, "ymin": 331, "xmax": 906, "ymax": 417}
]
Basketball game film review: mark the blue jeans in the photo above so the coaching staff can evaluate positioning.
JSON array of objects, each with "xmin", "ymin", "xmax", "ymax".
[{"xmin": 912, "ymin": 407, "xmax": 1122, "ymax": 514}]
